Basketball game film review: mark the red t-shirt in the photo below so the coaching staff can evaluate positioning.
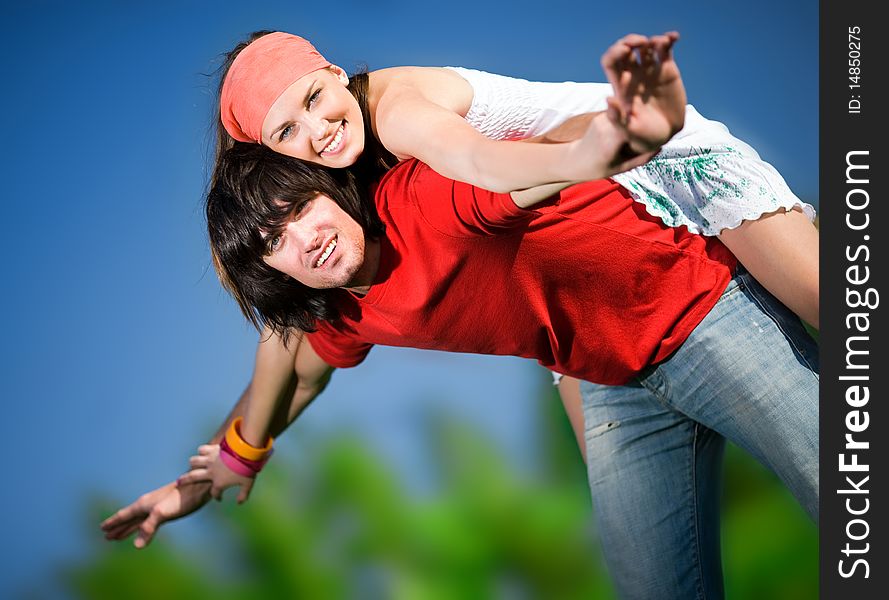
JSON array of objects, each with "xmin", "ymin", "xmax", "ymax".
[{"xmin": 307, "ymin": 159, "xmax": 736, "ymax": 385}]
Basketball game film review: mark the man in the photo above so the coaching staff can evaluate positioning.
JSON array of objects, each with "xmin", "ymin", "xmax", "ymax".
[{"xmin": 104, "ymin": 134, "xmax": 817, "ymax": 598}]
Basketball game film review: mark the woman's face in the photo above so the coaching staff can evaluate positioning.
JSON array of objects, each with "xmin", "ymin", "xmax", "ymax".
[{"xmin": 261, "ymin": 66, "xmax": 366, "ymax": 169}]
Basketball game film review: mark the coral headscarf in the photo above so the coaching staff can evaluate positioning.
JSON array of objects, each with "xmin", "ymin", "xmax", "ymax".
[{"xmin": 220, "ymin": 32, "xmax": 331, "ymax": 143}]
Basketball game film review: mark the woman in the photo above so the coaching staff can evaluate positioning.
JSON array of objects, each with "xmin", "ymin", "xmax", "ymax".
[
  {"xmin": 216, "ymin": 31, "xmax": 818, "ymax": 328},
  {"xmin": 102, "ymin": 34, "xmax": 818, "ymax": 597},
  {"xmin": 206, "ymin": 29, "xmax": 818, "ymax": 460}
]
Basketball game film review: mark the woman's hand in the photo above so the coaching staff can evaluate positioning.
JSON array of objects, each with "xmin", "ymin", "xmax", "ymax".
[
  {"xmin": 176, "ymin": 444, "xmax": 256, "ymax": 504},
  {"xmin": 100, "ymin": 480, "xmax": 212, "ymax": 549},
  {"xmin": 601, "ymin": 32, "xmax": 687, "ymax": 153},
  {"xmin": 563, "ymin": 109, "xmax": 659, "ymax": 182}
]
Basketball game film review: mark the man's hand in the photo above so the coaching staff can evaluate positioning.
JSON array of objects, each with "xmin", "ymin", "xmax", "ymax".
[
  {"xmin": 100, "ymin": 480, "xmax": 212, "ymax": 549},
  {"xmin": 176, "ymin": 443, "xmax": 256, "ymax": 504},
  {"xmin": 601, "ymin": 32, "xmax": 686, "ymax": 153}
]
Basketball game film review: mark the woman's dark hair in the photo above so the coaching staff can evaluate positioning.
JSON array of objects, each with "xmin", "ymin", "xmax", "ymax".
[
  {"xmin": 211, "ymin": 31, "xmax": 396, "ymax": 189},
  {"xmin": 206, "ymin": 143, "xmax": 385, "ymax": 342}
]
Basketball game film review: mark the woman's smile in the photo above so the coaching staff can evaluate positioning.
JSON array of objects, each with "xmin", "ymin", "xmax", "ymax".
[{"xmin": 318, "ymin": 122, "xmax": 347, "ymax": 157}]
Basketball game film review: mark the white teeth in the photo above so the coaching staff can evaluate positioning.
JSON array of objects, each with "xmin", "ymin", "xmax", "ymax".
[
  {"xmin": 321, "ymin": 124, "xmax": 344, "ymax": 155},
  {"xmin": 315, "ymin": 238, "xmax": 337, "ymax": 268}
]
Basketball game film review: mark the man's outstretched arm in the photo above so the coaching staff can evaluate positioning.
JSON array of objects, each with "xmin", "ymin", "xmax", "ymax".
[
  {"xmin": 100, "ymin": 332, "xmax": 334, "ymax": 548},
  {"xmin": 179, "ymin": 331, "xmax": 333, "ymax": 501},
  {"xmin": 98, "ymin": 382, "xmax": 255, "ymax": 549}
]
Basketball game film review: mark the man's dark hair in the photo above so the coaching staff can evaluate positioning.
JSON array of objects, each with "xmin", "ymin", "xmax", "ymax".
[{"xmin": 206, "ymin": 143, "xmax": 385, "ymax": 342}]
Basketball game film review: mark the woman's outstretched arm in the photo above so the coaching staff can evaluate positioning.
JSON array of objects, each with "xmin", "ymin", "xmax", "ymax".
[{"xmin": 375, "ymin": 33, "xmax": 684, "ymax": 194}]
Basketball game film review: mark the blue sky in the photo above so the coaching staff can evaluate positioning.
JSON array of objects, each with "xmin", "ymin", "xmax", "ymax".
[{"xmin": 1, "ymin": 1, "xmax": 817, "ymax": 596}]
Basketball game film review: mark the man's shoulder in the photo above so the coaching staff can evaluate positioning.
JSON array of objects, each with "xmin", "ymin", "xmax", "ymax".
[
  {"xmin": 373, "ymin": 159, "xmax": 526, "ymax": 237},
  {"xmin": 375, "ymin": 159, "xmax": 438, "ymax": 204},
  {"xmin": 373, "ymin": 159, "xmax": 451, "ymax": 225}
]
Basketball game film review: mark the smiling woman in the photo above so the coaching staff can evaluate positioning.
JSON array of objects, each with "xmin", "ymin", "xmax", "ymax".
[
  {"xmin": 219, "ymin": 32, "xmax": 367, "ymax": 169},
  {"xmin": 213, "ymin": 30, "xmax": 818, "ymax": 326},
  {"xmin": 102, "ymin": 26, "xmax": 820, "ymax": 600}
]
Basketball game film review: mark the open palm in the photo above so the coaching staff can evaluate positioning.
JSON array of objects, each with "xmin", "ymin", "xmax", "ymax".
[
  {"xmin": 101, "ymin": 481, "xmax": 212, "ymax": 548},
  {"xmin": 601, "ymin": 32, "xmax": 687, "ymax": 153}
]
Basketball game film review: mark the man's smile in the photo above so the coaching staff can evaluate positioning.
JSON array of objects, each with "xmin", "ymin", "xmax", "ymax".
[{"xmin": 315, "ymin": 235, "xmax": 338, "ymax": 268}]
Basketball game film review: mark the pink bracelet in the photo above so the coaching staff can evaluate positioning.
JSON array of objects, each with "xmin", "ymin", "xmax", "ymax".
[
  {"xmin": 220, "ymin": 437, "xmax": 271, "ymax": 472},
  {"xmin": 219, "ymin": 447, "xmax": 259, "ymax": 478}
]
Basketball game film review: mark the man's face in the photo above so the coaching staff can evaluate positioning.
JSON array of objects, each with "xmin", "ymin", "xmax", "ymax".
[{"xmin": 262, "ymin": 193, "xmax": 371, "ymax": 290}]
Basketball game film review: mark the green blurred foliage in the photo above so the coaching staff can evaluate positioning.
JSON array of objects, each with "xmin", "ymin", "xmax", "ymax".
[{"xmin": 65, "ymin": 381, "xmax": 815, "ymax": 599}]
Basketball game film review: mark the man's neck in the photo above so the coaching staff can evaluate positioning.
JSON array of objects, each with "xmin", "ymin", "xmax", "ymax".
[{"xmin": 344, "ymin": 238, "xmax": 380, "ymax": 296}]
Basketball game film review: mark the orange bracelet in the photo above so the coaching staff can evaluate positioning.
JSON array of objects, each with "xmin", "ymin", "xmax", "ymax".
[{"xmin": 224, "ymin": 416, "xmax": 274, "ymax": 462}]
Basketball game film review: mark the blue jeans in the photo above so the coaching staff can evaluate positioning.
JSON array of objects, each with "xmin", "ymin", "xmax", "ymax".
[{"xmin": 580, "ymin": 267, "xmax": 818, "ymax": 600}]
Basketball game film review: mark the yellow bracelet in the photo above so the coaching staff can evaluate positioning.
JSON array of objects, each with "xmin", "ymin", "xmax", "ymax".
[{"xmin": 224, "ymin": 416, "xmax": 274, "ymax": 462}]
